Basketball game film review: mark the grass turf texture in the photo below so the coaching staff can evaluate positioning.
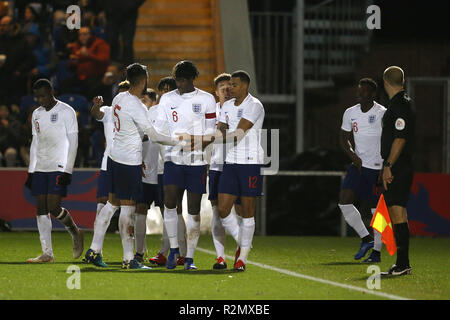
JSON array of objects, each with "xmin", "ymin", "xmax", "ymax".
[{"xmin": 0, "ymin": 232, "xmax": 449, "ymax": 300}]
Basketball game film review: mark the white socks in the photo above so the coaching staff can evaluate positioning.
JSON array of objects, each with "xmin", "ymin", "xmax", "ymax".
[
  {"xmin": 37, "ymin": 214, "xmax": 53, "ymax": 256},
  {"xmin": 371, "ymin": 208, "xmax": 382, "ymax": 251},
  {"xmin": 186, "ymin": 214, "xmax": 201, "ymax": 259},
  {"xmin": 220, "ymin": 212, "xmax": 240, "ymax": 244},
  {"xmin": 119, "ymin": 206, "xmax": 135, "ymax": 262},
  {"xmin": 338, "ymin": 204, "xmax": 370, "ymax": 238},
  {"xmin": 164, "ymin": 206, "xmax": 179, "ymax": 249},
  {"xmin": 211, "ymin": 206, "xmax": 226, "ymax": 258},
  {"xmin": 90, "ymin": 201, "xmax": 118, "ymax": 253},
  {"xmin": 238, "ymin": 217, "xmax": 255, "ymax": 263},
  {"xmin": 177, "ymin": 214, "xmax": 187, "ymax": 257},
  {"xmin": 134, "ymin": 214, "xmax": 147, "ymax": 255}
]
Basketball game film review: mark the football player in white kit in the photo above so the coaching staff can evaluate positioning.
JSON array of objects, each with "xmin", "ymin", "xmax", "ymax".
[
  {"xmin": 338, "ymin": 78, "xmax": 386, "ymax": 263},
  {"xmin": 85, "ymin": 63, "xmax": 181, "ymax": 269},
  {"xmin": 148, "ymin": 77, "xmax": 187, "ymax": 267},
  {"xmin": 25, "ymin": 79, "xmax": 84, "ymax": 263},
  {"xmin": 156, "ymin": 61, "xmax": 216, "ymax": 270},
  {"xmin": 207, "ymin": 73, "xmax": 243, "ymax": 270},
  {"xmin": 214, "ymin": 70, "xmax": 265, "ymax": 272},
  {"xmin": 82, "ymin": 81, "xmax": 130, "ymax": 267}
]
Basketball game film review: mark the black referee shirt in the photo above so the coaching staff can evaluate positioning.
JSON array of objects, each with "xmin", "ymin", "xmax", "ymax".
[{"xmin": 381, "ymin": 90, "xmax": 415, "ymax": 164}]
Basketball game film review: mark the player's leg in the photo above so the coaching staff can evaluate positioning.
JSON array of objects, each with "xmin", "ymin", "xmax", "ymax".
[
  {"xmin": 134, "ymin": 202, "xmax": 149, "ymax": 262},
  {"xmin": 234, "ymin": 200, "xmax": 243, "ymax": 226},
  {"xmin": 217, "ymin": 164, "xmax": 240, "ymax": 244},
  {"xmin": 183, "ymin": 165, "xmax": 207, "ymax": 270},
  {"xmin": 162, "ymin": 162, "xmax": 185, "ymax": 269},
  {"xmin": 46, "ymin": 193, "xmax": 84, "ymax": 259},
  {"xmin": 28, "ymin": 191, "xmax": 54, "ymax": 263},
  {"xmin": 176, "ymin": 196, "xmax": 187, "ymax": 265},
  {"xmin": 235, "ymin": 196, "xmax": 256, "ymax": 271},
  {"xmin": 338, "ymin": 166, "xmax": 373, "ymax": 259},
  {"xmin": 209, "ymin": 170, "xmax": 227, "ymax": 269},
  {"xmin": 149, "ymin": 174, "xmax": 168, "ymax": 265}
]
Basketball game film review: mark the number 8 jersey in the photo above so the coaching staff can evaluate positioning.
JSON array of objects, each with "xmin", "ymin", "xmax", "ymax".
[{"xmin": 156, "ymin": 88, "xmax": 216, "ymax": 166}]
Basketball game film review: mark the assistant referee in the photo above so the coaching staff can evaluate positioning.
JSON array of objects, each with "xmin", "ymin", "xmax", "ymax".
[{"xmin": 380, "ymin": 66, "xmax": 415, "ymax": 276}]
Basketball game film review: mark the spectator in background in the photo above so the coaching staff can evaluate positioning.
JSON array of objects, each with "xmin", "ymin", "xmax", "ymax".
[
  {"xmin": 52, "ymin": 10, "xmax": 78, "ymax": 60},
  {"xmin": 89, "ymin": 62, "xmax": 125, "ymax": 104},
  {"xmin": 0, "ymin": 15, "xmax": 35, "ymax": 105},
  {"xmin": 0, "ymin": 105, "xmax": 22, "ymax": 166},
  {"xmin": 103, "ymin": 0, "xmax": 145, "ymax": 65},
  {"xmin": 24, "ymin": 23, "xmax": 55, "ymax": 80},
  {"xmin": 60, "ymin": 25, "xmax": 110, "ymax": 96},
  {"xmin": 0, "ymin": 2, "xmax": 10, "ymax": 20},
  {"xmin": 20, "ymin": 3, "xmax": 40, "ymax": 35}
]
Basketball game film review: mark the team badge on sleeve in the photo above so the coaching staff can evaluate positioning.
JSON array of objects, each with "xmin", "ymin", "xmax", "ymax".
[
  {"xmin": 192, "ymin": 104, "xmax": 201, "ymax": 114},
  {"xmin": 395, "ymin": 118, "xmax": 405, "ymax": 130},
  {"xmin": 50, "ymin": 113, "xmax": 58, "ymax": 123}
]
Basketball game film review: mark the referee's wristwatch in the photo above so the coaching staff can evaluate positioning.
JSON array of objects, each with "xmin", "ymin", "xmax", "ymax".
[{"xmin": 383, "ymin": 161, "xmax": 392, "ymax": 168}]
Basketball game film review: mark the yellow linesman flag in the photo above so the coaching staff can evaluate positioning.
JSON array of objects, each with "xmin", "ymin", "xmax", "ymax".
[{"xmin": 370, "ymin": 194, "xmax": 397, "ymax": 256}]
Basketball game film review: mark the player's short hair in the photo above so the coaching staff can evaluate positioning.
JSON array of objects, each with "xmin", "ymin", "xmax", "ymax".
[
  {"xmin": 118, "ymin": 80, "xmax": 130, "ymax": 90},
  {"xmin": 157, "ymin": 76, "xmax": 177, "ymax": 92},
  {"xmin": 143, "ymin": 88, "xmax": 157, "ymax": 102},
  {"xmin": 214, "ymin": 73, "xmax": 231, "ymax": 87},
  {"xmin": 172, "ymin": 60, "xmax": 199, "ymax": 80},
  {"xmin": 383, "ymin": 66, "xmax": 404, "ymax": 87},
  {"xmin": 126, "ymin": 63, "xmax": 148, "ymax": 86},
  {"xmin": 359, "ymin": 78, "xmax": 378, "ymax": 93},
  {"xmin": 231, "ymin": 70, "xmax": 251, "ymax": 85},
  {"xmin": 32, "ymin": 78, "xmax": 53, "ymax": 92}
]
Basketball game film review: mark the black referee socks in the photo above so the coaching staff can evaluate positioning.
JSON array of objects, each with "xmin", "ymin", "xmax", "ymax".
[{"xmin": 393, "ymin": 222, "xmax": 410, "ymax": 267}]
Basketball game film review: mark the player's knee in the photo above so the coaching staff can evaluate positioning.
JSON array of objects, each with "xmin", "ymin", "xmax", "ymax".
[{"xmin": 217, "ymin": 205, "xmax": 230, "ymax": 219}]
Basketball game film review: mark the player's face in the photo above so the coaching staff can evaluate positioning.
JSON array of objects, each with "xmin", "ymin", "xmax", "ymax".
[
  {"xmin": 357, "ymin": 84, "xmax": 374, "ymax": 102},
  {"xmin": 33, "ymin": 88, "xmax": 53, "ymax": 107},
  {"xmin": 175, "ymin": 77, "xmax": 194, "ymax": 94},
  {"xmin": 230, "ymin": 77, "xmax": 246, "ymax": 99},
  {"xmin": 215, "ymin": 80, "xmax": 231, "ymax": 102}
]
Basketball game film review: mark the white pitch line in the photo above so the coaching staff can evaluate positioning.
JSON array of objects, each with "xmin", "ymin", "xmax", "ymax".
[{"xmin": 196, "ymin": 247, "xmax": 410, "ymax": 300}]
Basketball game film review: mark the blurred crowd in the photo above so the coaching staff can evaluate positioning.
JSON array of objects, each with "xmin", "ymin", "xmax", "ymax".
[{"xmin": 0, "ymin": 0, "xmax": 145, "ymax": 167}]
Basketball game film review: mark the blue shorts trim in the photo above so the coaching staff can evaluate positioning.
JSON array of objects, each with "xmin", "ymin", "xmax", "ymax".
[
  {"xmin": 341, "ymin": 165, "xmax": 381, "ymax": 204},
  {"xmin": 31, "ymin": 171, "xmax": 67, "ymax": 197},
  {"xmin": 96, "ymin": 170, "xmax": 110, "ymax": 199},
  {"xmin": 218, "ymin": 164, "xmax": 263, "ymax": 198},
  {"xmin": 163, "ymin": 162, "xmax": 206, "ymax": 194},
  {"xmin": 107, "ymin": 157, "xmax": 143, "ymax": 201}
]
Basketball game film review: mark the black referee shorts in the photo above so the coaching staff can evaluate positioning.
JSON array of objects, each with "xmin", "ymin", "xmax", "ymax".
[{"xmin": 383, "ymin": 162, "xmax": 414, "ymax": 208}]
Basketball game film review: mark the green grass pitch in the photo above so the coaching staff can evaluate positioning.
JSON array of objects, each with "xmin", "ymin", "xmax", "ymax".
[{"xmin": 0, "ymin": 232, "xmax": 449, "ymax": 300}]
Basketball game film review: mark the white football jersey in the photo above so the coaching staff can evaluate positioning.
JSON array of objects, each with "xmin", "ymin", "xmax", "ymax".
[
  {"xmin": 109, "ymin": 91, "xmax": 153, "ymax": 166},
  {"xmin": 219, "ymin": 93, "xmax": 265, "ymax": 164},
  {"xmin": 209, "ymin": 102, "xmax": 225, "ymax": 171},
  {"xmin": 148, "ymin": 104, "xmax": 166, "ymax": 175},
  {"xmin": 156, "ymin": 88, "xmax": 216, "ymax": 166},
  {"xmin": 30, "ymin": 100, "xmax": 78, "ymax": 172},
  {"xmin": 142, "ymin": 106, "xmax": 161, "ymax": 184},
  {"xmin": 341, "ymin": 102, "xmax": 387, "ymax": 170},
  {"xmin": 97, "ymin": 106, "xmax": 114, "ymax": 171}
]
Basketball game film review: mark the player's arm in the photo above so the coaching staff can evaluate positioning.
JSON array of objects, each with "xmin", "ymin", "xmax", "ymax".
[
  {"xmin": 339, "ymin": 129, "xmax": 361, "ymax": 169},
  {"xmin": 58, "ymin": 109, "xmax": 79, "ymax": 187},
  {"xmin": 90, "ymin": 96, "xmax": 105, "ymax": 121},
  {"xmin": 25, "ymin": 116, "xmax": 38, "ymax": 189}
]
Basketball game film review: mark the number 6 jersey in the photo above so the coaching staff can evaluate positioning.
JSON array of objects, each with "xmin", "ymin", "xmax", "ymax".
[{"xmin": 156, "ymin": 88, "xmax": 216, "ymax": 166}]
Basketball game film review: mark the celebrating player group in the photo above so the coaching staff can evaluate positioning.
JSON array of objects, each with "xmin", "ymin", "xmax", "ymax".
[{"xmin": 25, "ymin": 60, "xmax": 265, "ymax": 272}]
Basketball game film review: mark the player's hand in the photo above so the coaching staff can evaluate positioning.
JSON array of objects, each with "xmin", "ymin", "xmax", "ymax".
[
  {"xmin": 56, "ymin": 173, "xmax": 72, "ymax": 186},
  {"xmin": 24, "ymin": 173, "xmax": 33, "ymax": 190},
  {"xmin": 141, "ymin": 162, "xmax": 146, "ymax": 178},
  {"xmin": 92, "ymin": 96, "xmax": 103, "ymax": 107},
  {"xmin": 351, "ymin": 155, "xmax": 362, "ymax": 171},
  {"xmin": 382, "ymin": 167, "xmax": 394, "ymax": 190}
]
